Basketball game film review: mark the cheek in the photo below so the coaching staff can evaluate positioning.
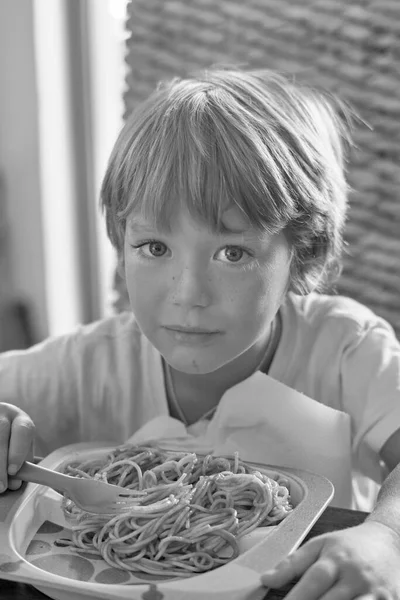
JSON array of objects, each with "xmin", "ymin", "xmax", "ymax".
[
  {"xmin": 124, "ymin": 262, "xmax": 161, "ymax": 314},
  {"xmin": 225, "ymin": 263, "xmax": 289, "ymax": 315}
]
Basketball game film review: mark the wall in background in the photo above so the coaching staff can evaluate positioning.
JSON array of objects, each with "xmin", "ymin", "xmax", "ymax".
[{"xmin": 0, "ymin": 0, "xmax": 48, "ymax": 341}]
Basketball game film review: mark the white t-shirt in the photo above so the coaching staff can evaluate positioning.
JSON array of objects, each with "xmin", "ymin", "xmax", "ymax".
[{"xmin": 1, "ymin": 292, "xmax": 399, "ymax": 509}]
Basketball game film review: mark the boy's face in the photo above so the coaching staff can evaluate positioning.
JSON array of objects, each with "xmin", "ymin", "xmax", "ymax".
[{"xmin": 123, "ymin": 207, "xmax": 291, "ymax": 374}]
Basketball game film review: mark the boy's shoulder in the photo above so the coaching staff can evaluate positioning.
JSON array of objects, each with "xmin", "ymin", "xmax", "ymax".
[
  {"xmin": 76, "ymin": 310, "xmax": 138, "ymax": 335},
  {"xmin": 68, "ymin": 311, "xmax": 142, "ymax": 350},
  {"xmin": 276, "ymin": 293, "xmax": 396, "ymax": 384},
  {"xmin": 284, "ymin": 292, "xmax": 390, "ymax": 338}
]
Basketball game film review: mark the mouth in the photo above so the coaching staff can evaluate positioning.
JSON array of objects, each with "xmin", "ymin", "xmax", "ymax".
[
  {"xmin": 163, "ymin": 325, "xmax": 221, "ymax": 334},
  {"xmin": 162, "ymin": 325, "xmax": 222, "ymax": 345}
]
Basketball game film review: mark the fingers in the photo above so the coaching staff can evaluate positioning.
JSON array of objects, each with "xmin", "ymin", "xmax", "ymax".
[
  {"xmin": 261, "ymin": 537, "xmax": 324, "ymax": 589},
  {"xmin": 8, "ymin": 437, "xmax": 34, "ymax": 491},
  {"xmin": 354, "ymin": 596, "xmax": 388, "ymax": 600},
  {"xmin": 264, "ymin": 558, "xmax": 389, "ymax": 600},
  {"xmin": 7, "ymin": 478, "xmax": 23, "ymax": 491},
  {"xmin": 8, "ymin": 414, "xmax": 35, "ymax": 475},
  {"xmin": 283, "ymin": 558, "xmax": 338, "ymax": 600},
  {"xmin": 0, "ymin": 415, "xmax": 11, "ymax": 492},
  {"xmin": 263, "ymin": 546, "xmax": 393, "ymax": 600},
  {"xmin": 320, "ymin": 587, "xmax": 390, "ymax": 600},
  {"xmin": 292, "ymin": 578, "xmax": 348, "ymax": 600},
  {"xmin": 0, "ymin": 407, "xmax": 35, "ymax": 493},
  {"xmin": 351, "ymin": 590, "xmax": 392, "ymax": 600}
]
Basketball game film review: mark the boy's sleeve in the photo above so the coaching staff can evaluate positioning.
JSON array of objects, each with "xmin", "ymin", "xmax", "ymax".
[
  {"xmin": 0, "ymin": 333, "xmax": 82, "ymax": 454},
  {"xmin": 340, "ymin": 317, "xmax": 400, "ymax": 477}
]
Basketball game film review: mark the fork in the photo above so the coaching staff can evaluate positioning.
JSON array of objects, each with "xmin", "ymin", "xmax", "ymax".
[{"xmin": 11, "ymin": 461, "xmax": 139, "ymax": 514}]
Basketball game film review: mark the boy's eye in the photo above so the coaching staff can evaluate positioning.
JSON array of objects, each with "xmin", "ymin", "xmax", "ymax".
[
  {"xmin": 147, "ymin": 241, "xmax": 167, "ymax": 257},
  {"xmin": 217, "ymin": 246, "xmax": 246, "ymax": 263},
  {"xmin": 133, "ymin": 241, "xmax": 169, "ymax": 258}
]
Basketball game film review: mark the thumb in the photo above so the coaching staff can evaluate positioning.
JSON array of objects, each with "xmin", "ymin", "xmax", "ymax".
[{"xmin": 261, "ymin": 536, "xmax": 324, "ymax": 588}]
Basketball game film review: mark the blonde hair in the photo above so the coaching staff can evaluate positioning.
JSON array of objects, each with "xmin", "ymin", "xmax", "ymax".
[{"xmin": 101, "ymin": 67, "xmax": 354, "ymax": 294}]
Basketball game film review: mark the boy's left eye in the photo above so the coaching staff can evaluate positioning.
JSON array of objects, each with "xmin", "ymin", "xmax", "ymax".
[{"xmin": 216, "ymin": 246, "xmax": 249, "ymax": 263}]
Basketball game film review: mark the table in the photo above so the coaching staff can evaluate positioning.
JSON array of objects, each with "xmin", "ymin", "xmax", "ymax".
[{"xmin": 0, "ymin": 506, "xmax": 367, "ymax": 600}]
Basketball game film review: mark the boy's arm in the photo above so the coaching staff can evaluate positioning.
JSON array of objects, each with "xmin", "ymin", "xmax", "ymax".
[
  {"xmin": 261, "ymin": 435, "xmax": 400, "ymax": 599},
  {"xmin": 0, "ymin": 333, "xmax": 82, "ymax": 455},
  {"xmin": 366, "ymin": 426, "xmax": 400, "ymax": 531},
  {"xmin": 261, "ymin": 318, "xmax": 400, "ymax": 599}
]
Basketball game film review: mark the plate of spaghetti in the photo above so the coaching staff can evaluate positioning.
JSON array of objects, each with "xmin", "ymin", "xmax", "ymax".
[
  {"xmin": 59, "ymin": 445, "xmax": 294, "ymax": 578},
  {"xmin": 0, "ymin": 442, "xmax": 334, "ymax": 600}
]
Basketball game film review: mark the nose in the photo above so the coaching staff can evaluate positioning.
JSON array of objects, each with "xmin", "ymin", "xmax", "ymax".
[{"xmin": 170, "ymin": 263, "xmax": 212, "ymax": 308}]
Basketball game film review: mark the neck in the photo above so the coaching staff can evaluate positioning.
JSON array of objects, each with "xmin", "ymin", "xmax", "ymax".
[{"xmin": 166, "ymin": 314, "xmax": 281, "ymax": 423}]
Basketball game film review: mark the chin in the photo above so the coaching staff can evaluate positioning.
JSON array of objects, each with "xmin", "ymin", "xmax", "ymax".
[{"xmin": 164, "ymin": 353, "xmax": 226, "ymax": 375}]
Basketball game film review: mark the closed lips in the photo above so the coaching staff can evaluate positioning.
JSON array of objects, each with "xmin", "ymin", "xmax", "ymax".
[{"xmin": 164, "ymin": 326, "xmax": 221, "ymax": 333}]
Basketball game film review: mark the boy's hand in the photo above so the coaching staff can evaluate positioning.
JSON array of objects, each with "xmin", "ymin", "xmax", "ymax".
[
  {"xmin": 261, "ymin": 521, "xmax": 400, "ymax": 599},
  {"xmin": 0, "ymin": 402, "xmax": 35, "ymax": 493}
]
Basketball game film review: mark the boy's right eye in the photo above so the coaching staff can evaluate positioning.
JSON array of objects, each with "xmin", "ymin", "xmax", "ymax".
[{"xmin": 131, "ymin": 241, "xmax": 169, "ymax": 258}]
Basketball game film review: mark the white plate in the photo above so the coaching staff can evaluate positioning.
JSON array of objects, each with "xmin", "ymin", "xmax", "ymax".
[{"xmin": 0, "ymin": 442, "xmax": 334, "ymax": 600}]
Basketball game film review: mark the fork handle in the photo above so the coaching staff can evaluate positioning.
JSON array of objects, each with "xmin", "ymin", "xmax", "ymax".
[{"xmin": 12, "ymin": 461, "xmax": 72, "ymax": 495}]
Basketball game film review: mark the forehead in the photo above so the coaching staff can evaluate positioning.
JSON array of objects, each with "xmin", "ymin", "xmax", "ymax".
[{"xmin": 126, "ymin": 205, "xmax": 257, "ymax": 236}]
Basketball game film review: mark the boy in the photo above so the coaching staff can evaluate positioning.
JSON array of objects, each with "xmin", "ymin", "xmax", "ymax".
[{"xmin": 1, "ymin": 67, "xmax": 400, "ymax": 598}]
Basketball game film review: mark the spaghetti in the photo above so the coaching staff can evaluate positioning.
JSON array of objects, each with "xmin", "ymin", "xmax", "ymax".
[{"xmin": 60, "ymin": 445, "xmax": 293, "ymax": 577}]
